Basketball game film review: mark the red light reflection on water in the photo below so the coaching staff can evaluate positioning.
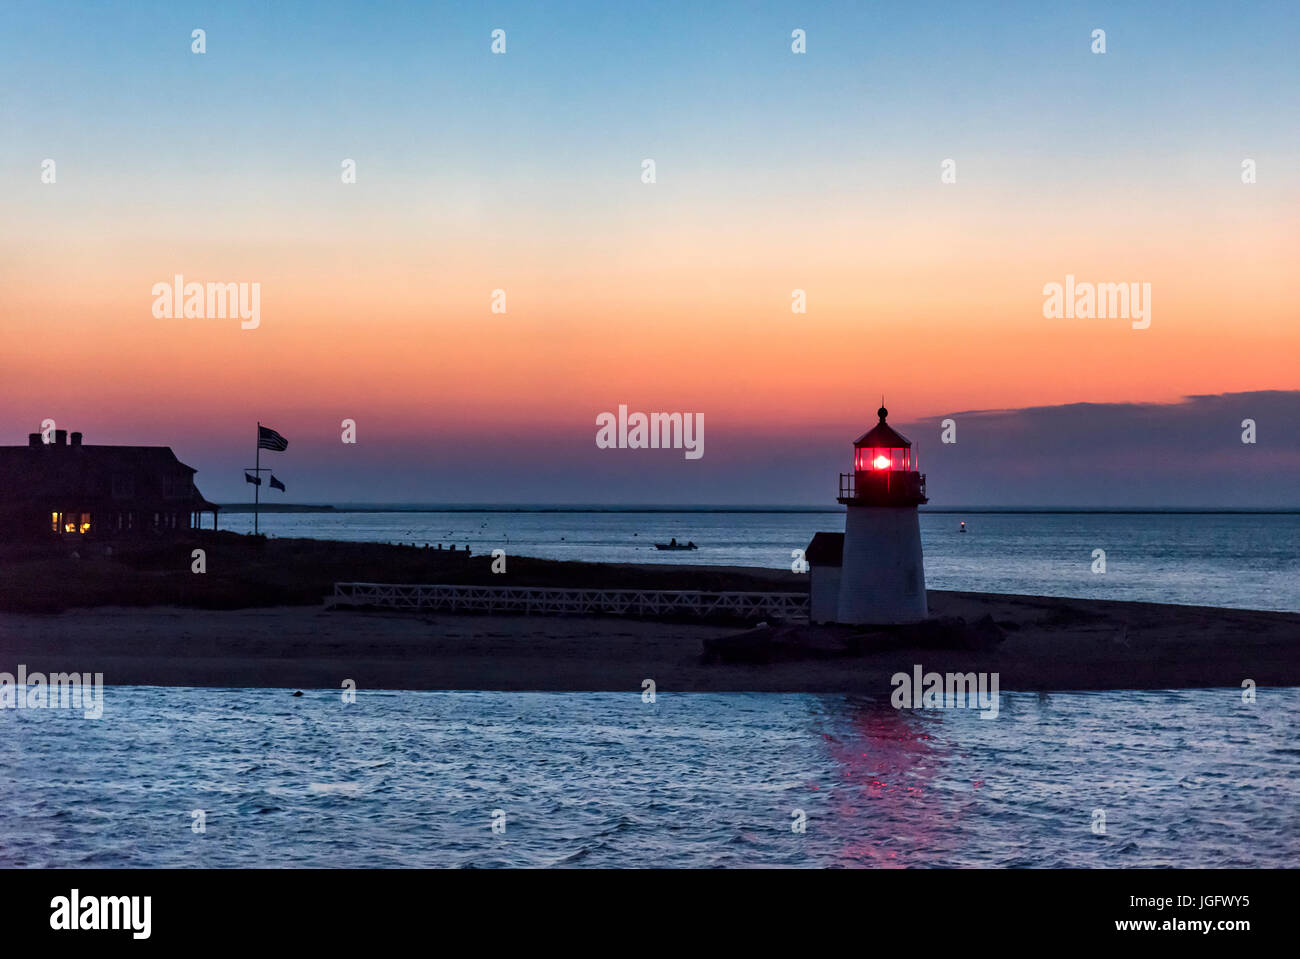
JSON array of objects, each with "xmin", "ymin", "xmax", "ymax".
[{"xmin": 809, "ymin": 700, "xmax": 968, "ymax": 867}]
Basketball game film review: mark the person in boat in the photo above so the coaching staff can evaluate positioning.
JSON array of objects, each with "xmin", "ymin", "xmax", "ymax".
[
  {"xmin": 687, "ymin": 541, "xmax": 695, "ymax": 548},
  {"xmin": 670, "ymin": 537, "xmax": 677, "ymax": 546}
]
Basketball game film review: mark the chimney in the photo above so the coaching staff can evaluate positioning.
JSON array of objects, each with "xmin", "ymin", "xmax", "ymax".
[
  {"xmin": 28, "ymin": 433, "xmax": 40, "ymax": 448},
  {"xmin": 54, "ymin": 429, "xmax": 67, "ymax": 446},
  {"xmin": 70, "ymin": 431, "xmax": 82, "ymax": 447}
]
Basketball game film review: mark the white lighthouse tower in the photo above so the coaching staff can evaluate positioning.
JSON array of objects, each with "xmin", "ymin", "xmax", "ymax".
[{"xmin": 834, "ymin": 405, "xmax": 928, "ymax": 624}]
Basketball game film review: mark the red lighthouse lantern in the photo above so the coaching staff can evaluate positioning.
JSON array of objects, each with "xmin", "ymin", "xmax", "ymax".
[{"xmin": 839, "ymin": 407, "xmax": 928, "ymax": 507}]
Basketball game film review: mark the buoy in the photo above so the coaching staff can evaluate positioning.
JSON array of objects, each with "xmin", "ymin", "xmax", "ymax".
[{"xmin": 291, "ymin": 690, "xmax": 304, "ymax": 697}]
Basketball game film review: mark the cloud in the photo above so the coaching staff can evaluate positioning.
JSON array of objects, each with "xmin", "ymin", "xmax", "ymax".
[{"xmin": 908, "ymin": 391, "xmax": 1300, "ymax": 507}]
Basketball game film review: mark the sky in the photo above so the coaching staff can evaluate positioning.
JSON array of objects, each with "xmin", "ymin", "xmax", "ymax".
[{"xmin": 1, "ymin": 1, "xmax": 1297, "ymax": 505}]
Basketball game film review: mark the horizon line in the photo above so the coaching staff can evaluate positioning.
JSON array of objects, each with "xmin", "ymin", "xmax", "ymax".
[{"xmin": 215, "ymin": 503, "xmax": 1300, "ymax": 515}]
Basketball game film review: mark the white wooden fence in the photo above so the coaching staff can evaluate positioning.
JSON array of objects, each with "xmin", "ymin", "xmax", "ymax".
[{"xmin": 328, "ymin": 582, "xmax": 809, "ymax": 622}]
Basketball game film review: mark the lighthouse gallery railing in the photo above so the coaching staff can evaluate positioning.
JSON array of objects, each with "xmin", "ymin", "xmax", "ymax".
[
  {"xmin": 328, "ymin": 583, "xmax": 809, "ymax": 622},
  {"xmin": 839, "ymin": 471, "xmax": 927, "ymax": 502}
]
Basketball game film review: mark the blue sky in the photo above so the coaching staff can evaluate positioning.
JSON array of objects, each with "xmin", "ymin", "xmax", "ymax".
[{"xmin": 2, "ymin": 1, "xmax": 1297, "ymax": 505}]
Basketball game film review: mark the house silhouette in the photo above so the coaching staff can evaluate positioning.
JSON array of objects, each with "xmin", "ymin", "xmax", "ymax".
[{"xmin": 0, "ymin": 430, "xmax": 219, "ymax": 540}]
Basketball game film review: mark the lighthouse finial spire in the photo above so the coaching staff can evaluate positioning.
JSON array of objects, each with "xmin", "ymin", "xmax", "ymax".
[{"xmin": 878, "ymin": 397, "xmax": 888, "ymax": 421}]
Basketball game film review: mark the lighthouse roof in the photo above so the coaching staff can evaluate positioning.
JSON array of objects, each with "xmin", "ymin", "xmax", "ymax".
[{"xmin": 853, "ymin": 406, "xmax": 911, "ymax": 448}]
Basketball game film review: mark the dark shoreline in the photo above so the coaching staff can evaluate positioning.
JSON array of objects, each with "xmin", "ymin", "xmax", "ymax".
[
  {"xmin": 0, "ymin": 533, "xmax": 804, "ymax": 613},
  {"xmin": 1, "ymin": 591, "xmax": 1297, "ymax": 694},
  {"xmin": 2, "ymin": 533, "xmax": 1297, "ymax": 693}
]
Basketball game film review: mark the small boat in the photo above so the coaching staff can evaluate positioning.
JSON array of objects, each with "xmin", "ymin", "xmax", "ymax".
[{"xmin": 655, "ymin": 538, "xmax": 697, "ymax": 551}]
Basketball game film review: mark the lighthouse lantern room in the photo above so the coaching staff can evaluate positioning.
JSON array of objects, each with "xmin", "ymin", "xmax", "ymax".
[{"xmin": 831, "ymin": 405, "xmax": 929, "ymax": 624}]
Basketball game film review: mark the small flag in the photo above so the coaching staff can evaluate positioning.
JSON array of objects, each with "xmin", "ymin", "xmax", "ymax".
[
  {"xmin": 244, "ymin": 472, "xmax": 262, "ymax": 486},
  {"xmin": 269, "ymin": 475, "xmax": 285, "ymax": 492},
  {"xmin": 257, "ymin": 425, "xmax": 288, "ymax": 451}
]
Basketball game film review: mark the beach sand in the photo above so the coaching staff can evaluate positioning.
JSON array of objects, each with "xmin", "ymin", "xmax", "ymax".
[{"xmin": 2, "ymin": 586, "xmax": 1297, "ymax": 693}]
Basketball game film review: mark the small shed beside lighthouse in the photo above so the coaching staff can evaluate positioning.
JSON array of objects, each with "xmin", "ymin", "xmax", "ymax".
[{"xmin": 804, "ymin": 532, "xmax": 844, "ymax": 625}]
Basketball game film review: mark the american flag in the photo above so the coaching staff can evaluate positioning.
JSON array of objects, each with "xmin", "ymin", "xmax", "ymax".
[{"xmin": 257, "ymin": 425, "xmax": 288, "ymax": 451}]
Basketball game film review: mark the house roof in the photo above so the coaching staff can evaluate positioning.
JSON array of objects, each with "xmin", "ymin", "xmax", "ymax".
[
  {"xmin": 0, "ymin": 443, "xmax": 218, "ymax": 510},
  {"xmin": 805, "ymin": 531, "xmax": 844, "ymax": 567}
]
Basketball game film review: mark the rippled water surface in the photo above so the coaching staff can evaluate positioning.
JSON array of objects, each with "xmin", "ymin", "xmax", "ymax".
[{"xmin": 3, "ymin": 688, "xmax": 1296, "ymax": 867}]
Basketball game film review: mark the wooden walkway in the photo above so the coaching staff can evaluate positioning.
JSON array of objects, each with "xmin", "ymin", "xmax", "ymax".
[{"xmin": 327, "ymin": 582, "xmax": 809, "ymax": 622}]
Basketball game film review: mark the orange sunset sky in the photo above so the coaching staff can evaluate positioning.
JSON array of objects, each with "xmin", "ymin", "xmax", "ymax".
[{"xmin": 2, "ymin": 1, "xmax": 1297, "ymax": 503}]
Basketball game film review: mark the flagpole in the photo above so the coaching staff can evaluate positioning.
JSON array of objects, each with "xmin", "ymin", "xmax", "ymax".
[{"xmin": 254, "ymin": 421, "xmax": 261, "ymax": 536}]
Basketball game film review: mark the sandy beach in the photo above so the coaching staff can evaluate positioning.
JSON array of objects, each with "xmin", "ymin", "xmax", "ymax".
[{"xmin": 3, "ymin": 586, "xmax": 1297, "ymax": 693}]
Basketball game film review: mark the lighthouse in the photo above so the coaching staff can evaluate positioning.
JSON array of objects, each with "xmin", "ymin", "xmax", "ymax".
[{"xmin": 833, "ymin": 405, "xmax": 928, "ymax": 624}]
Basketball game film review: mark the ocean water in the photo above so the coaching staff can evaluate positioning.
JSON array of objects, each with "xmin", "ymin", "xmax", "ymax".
[
  {"xmin": 219, "ymin": 509, "xmax": 1300, "ymax": 612},
  {"xmin": 2, "ymin": 687, "xmax": 1295, "ymax": 868}
]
